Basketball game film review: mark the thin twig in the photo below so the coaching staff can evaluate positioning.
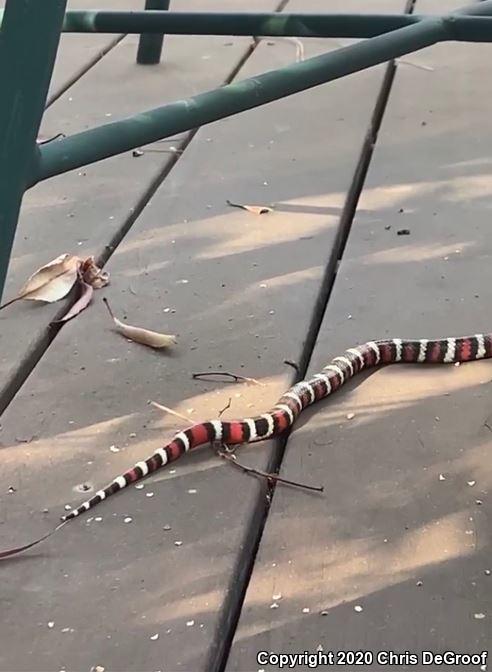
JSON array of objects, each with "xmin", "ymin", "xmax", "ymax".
[
  {"xmin": 284, "ymin": 359, "xmax": 300, "ymax": 373},
  {"xmin": 218, "ymin": 398, "xmax": 232, "ymax": 418},
  {"xmin": 36, "ymin": 132, "xmax": 66, "ymax": 145},
  {"xmin": 149, "ymin": 401, "xmax": 191, "ymax": 424},
  {"xmin": 0, "ymin": 296, "xmax": 20, "ymax": 312},
  {"xmin": 216, "ymin": 446, "xmax": 324, "ymax": 493},
  {"xmin": 192, "ymin": 371, "xmax": 263, "ymax": 386},
  {"xmin": 102, "ymin": 296, "xmax": 115, "ymax": 320}
]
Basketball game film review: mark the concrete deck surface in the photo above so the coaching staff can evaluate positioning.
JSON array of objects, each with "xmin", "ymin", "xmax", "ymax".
[{"xmin": 0, "ymin": 1, "xmax": 491, "ymax": 671}]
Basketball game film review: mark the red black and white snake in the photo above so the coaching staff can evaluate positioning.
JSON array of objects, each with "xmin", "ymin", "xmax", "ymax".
[{"xmin": 1, "ymin": 332, "xmax": 491, "ymax": 558}]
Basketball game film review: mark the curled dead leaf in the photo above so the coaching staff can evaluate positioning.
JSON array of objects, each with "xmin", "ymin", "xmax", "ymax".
[
  {"xmin": 0, "ymin": 254, "xmax": 81, "ymax": 310},
  {"xmin": 0, "ymin": 254, "xmax": 109, "ymax": 314},
  {"xmin": 103, "ymin": 298, "xmax": 176, "ymax": 349},
  {"xmin": 226, "ymin": 200, "xmax": 273, "ymax": 215},
  {"xmin": 80, "ymin": 256, "xmax": 110, "ymax": 289},
  {"xmin": 52, "ymin": 278, "xmax": 94, "ymax": 324}
]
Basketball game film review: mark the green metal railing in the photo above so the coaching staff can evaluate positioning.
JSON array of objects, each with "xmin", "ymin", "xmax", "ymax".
[{"xmin": 1, "ymin": 0, "xmax": 492, "ymax": 300}]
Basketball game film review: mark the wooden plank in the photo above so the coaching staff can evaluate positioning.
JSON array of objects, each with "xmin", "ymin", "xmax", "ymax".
[
  {"xmin": 0, "ymin": 2, "xmax": 394, "ymax": 670},
  {"xmin": 0, "ymin": 0, "xmax": 272, "ymax": 404},
  {"xmin": 227, "ymin": 1, "xmax": 492, "ymax": 669}
]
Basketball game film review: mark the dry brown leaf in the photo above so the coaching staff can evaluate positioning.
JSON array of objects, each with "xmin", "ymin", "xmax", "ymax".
[
  {"xmin": 103, "ymin": 298, "xmax": 176, "ymax": 349},
  {"xmin": 53, "ymin": 278, "xmax": 94, "ymax": 324},
  {"xmin": 226, "ymin": 199, "xmax": 273, "ymax": 215},
  {"xmin": 80, "ymin": 256, "xmax": 110, "ymax": 289},
  {"xmin": 0, "ymin": 254, "xmax": 81, "ymax": 311}
]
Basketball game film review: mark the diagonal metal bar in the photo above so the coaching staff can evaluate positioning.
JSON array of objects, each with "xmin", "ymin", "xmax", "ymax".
[{"xmin": 34, "ymin": 17, "xmax": 450, "ymax": 184}]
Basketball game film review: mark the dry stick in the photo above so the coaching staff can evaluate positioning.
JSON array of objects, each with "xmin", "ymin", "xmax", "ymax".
[
  {"xmin": 149, "ymin": 401, "xmax": 191, "ymax": 424},
  {"xmin": 0, "ymin": 295, "xmax": 21, "ymax": 311},
  {"xmin": 192, "ymin": 371, "xmax": 263, "ymax": 386},
  {"xmin": 216, "ymin": 445, "xmax": 324, "ymax": 494},
  {"xmin": 218, "ymin": 397, "xmax": 232, "ymax": 418},
  {"xmin": 36, "ymin": 132, "xmax": 66, "ymax": 145}
]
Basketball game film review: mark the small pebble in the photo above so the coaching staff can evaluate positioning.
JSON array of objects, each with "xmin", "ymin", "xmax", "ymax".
[
  {"xmin": 416, "ymin": 580, "xmax": 423, "ymax": 587},
  {"xmin": 124, "ymin": 517, "xmax": 133, "ymax": 523},
  {"xmin": 188, "ymin": 489, "xmax": 197, "ymax": 494},
  {"xmin": 146, "ymin": 492, "xmax": 154, "ymax": 498},
  {"xmin": 95, "ymin": 517, "xmax": 103, "ymax": 522},
  {"xmin": 109, "ymin": 445, "xmax": 120, "ymax": 453},
  {"xmin": 169, "ymin": 469, "xmax": 176, "ymax": 475},
  {"xmin": 7, "ymin": 486, "xmax": 16, "ymax": 494},
  {"xmin": 163, "ymin": 524, "xmax": 172, "ymax": 531},
  {"xmin": 468, "ymin": 480, "xmax": 476, "ymax": 487},
  {"xmin": 354, "ymin": 605, "xmax": 363, "ymax": 613},
  {"xmin": 476, "ymin": 499, "xmax": 483, "ymax": 506},
  {"xmin": 272, "ymin": 593, "xmax": 282, "ymax": 600},
  {"xmin": 346, "ymin": 413, "xmax": 355, "ymax": 420},
  {"xmin": 129, "ymin": 432, "xmax": 137, "ymax": 438},
  {"xmin": 474, "ymin": 613, "xmax": 486, "ymax": 620},
  {"xmin": 186, "ymin": 620, "xmax": 195, "ymax": 627},
  {"xmin": 485, "ymin": 569, "xmax": 491, "ymax": 576},
  {"xmin": 150, "ymin": 633, "xmax": 159, "ymax": 641},
  {"xmin": 438, "ymin": 474, "xmax": 446, "ymax": 481},
  {"xmin": 270, "ymin": 603, "xmax": 279, "ymax": 610},
  {"xmin": 174, "ymin": 541, "xmax": 183, "ymax": 547},
  {"xmin": 302, "ymin": 607, "xmax": 310, "ymax": 614},
  {"xmin": 135, "ymin": 484, "xmax": 144, "ymax": 490},
  {"xmin": 64, "ymin": 504, "xmax": 72, "ymax": 511},
  {"xmin": 48, "ymin": 622, "xmax": 55, "ymax": 629},
  {"xmin": 320, "ymin": 610, "xmax": 329, "ymax": 616}
]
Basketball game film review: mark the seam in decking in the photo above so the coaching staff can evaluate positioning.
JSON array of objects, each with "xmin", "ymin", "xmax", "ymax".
[
  {"xmin": 46, "ymin": 34, "xmax": 126, "ymax": 108},
  {"xmin": 211, "ymin": 2, "xmax": 417, "ymax": 670}
]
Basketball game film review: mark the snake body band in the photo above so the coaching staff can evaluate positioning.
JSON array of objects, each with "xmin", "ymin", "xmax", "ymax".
[
  {"xmin": 1, "ymin": 333, "xmax": 490, "ymax": 559},
  {"xmin": 62, "ymin": 333, "xmax": 491, "ymax": 521}
]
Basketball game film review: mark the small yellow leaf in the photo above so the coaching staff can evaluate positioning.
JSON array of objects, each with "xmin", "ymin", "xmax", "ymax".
[
  {"xmin": 226, "ymin": 200, "xmax": 273, "ymax": 215},
  {"xmin": 103, "ymin": 298, "xmax": 176, "ymax": 349}
]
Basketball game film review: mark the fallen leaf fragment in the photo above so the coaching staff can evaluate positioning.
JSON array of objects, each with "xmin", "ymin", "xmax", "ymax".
[
  {"xmin": 226, "ymin": 199, "xmax": 273, "ymax": 215},
  {"xmin": 52, "ymin": 278, "xmax": 94, "ymax": 324},
  {"xmin": 80, "ymin": 256, "xmax": 109, "ymax": 289},
  {"xmin": 0, "ymin": 253, "xmax": 109, "ymax": 315},
  {"xmin": 0, "ymin": 254, "xmax": 80, "ymax": 310},
  {"xmin": 103, "ymin": 298, "xmax": 176, "ymax": 349}
]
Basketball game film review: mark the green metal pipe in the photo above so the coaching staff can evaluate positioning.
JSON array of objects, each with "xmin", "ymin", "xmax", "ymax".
[
  {"xmin": 456, "ymin": 0, "xmax": 492, "ymax": 14},
  {"xmin": 0, "ymin": 0, "xmax": 67, "ymax": 301},
  {"xmin": 137, "ymin": 0, "xmax": 170, "ymax": 65},
  {"xmin": 61, "ymin": 12, "xmax": 492, "ymax": 41},
  {"xmin": 61, "ymin": 11, "xmax": 422, "ymax": 37},
  {"xmin": 35, "ymin": 17, "xmax": 448, "ymax": 184},
  {"xmin": 2, "ymin": 7, "xmax": 492, "ymax": 37}
]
